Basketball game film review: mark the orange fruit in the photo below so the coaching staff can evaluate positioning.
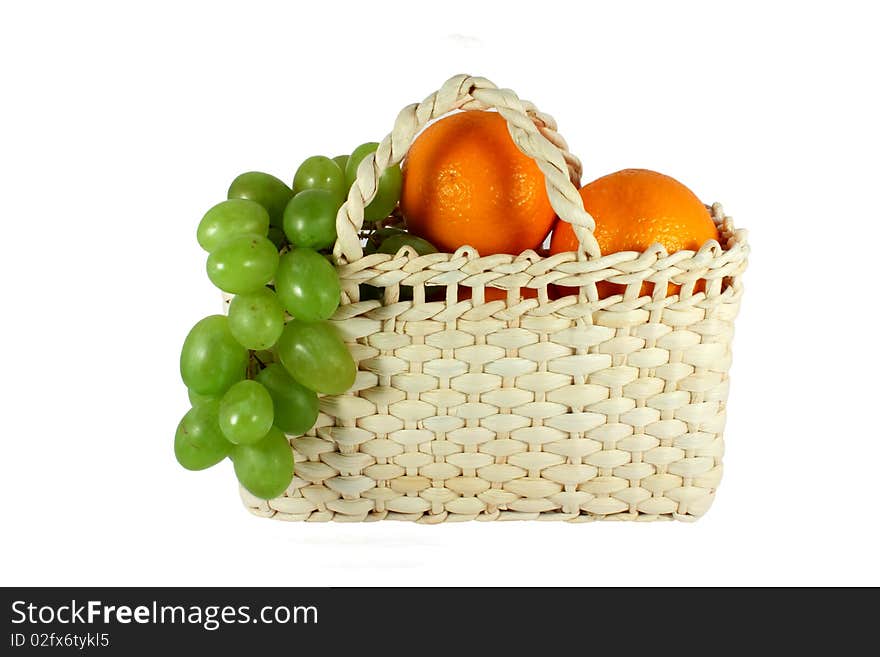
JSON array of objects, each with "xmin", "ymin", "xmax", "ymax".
[
  {"xmin": 457, "ymin": 286, "xmax": 538, "ymax": 303},
  {"xmin": 549, "ymin": 169, "xmax": 720, "ymax": 298},
  {"xmin": 401, "ymin": 111, "xmax": 556, "ymax": 255}
]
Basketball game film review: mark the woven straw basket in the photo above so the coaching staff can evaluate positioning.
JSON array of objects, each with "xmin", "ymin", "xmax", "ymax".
[{"xmin": 240, "ymin": 74, "xmax": 749, "ymax": 523}]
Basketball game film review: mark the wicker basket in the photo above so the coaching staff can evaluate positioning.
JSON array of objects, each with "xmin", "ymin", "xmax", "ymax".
[{"xmin": 241, "ymin": 74, "xmax": 749, "ymax": 523}]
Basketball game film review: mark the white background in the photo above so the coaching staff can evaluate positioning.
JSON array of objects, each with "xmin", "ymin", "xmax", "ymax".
[{"xmin": 2, "ymin": 1, "xmax": 878, "ymax": 587}]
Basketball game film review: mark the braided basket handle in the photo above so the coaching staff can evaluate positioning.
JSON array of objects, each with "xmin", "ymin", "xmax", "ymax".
[{"xmin": 332, "ymin": 74, "xmax": 601, "ymax": 263}]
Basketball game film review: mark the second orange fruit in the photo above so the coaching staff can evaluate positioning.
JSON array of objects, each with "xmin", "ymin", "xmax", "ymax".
[
  {"xmin": 401, "ymin": 111, "xmax": 556, "ymax": 255},
  {"xmin": 550, "ymin": 169, "xmax": 720, "ymax": 297}
]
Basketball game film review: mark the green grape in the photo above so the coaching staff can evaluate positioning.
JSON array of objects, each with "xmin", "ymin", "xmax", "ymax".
[
  {"xmin": 378, "ymin": 233, "xmax": 438, "ymax": 256},
  {"xmin": 228, "ymin": 171, "xmax": 293, "ymax": 228},
  {"xmin": 197, "ymin": 199, "xmax": 269, "ymax": 253},
  {"xmin": 206, "ymin": 233, "xmax": 279, "ymax": 294},
  {"xmin": 274, "ymin": 248, "xmax": 341, "ymax": 321},
  {"xmin": 282, "ymin": 189, "xmax": 340, "ymax": 249},
  {"xmin": 232, "ymin": 427, "xmax": 294, "ymax": 499},
  {"xmin": 344, "ymin": 142, "xmax": 402, "ymax": 222},
  {"xmin": 174, "ymin": 400, "xmax": 231, "ymax": 470},
  {"xmin": 332, "ymin": 154, "xmax": 349, "ymax": 174},
  {"xmin": 180, "ymin": 315, "xmax": 248, "ymax": 395},
  {"xmin": 218, "ymin": 380, "xmax": 274, "ymax": 445},
  {"xmin": 364, "ymin": 227, "xmax": 406, "ymax": 255},
  {"xmin": 228, "ymin": 288, "xmax": 284, "ymax": 350},
  {"xmin": 188, "ymin": 388, "xmax": 218, "ymax": 406},
  {"xmin": 277, "ymin": 320, "xmax": 356, "ymax": 394},
  {"xmin": 255, "ymin": 363, "xmax": 319, "ymax": 435},
  {"xmin": 267, "ymin": 226, "xmax": 288, "ymax": 250},
  {"xmin": 292, "ymin": 155, "xmax": 346, "ymax": 199}
]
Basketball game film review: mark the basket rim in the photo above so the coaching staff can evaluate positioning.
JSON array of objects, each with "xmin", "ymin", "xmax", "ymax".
[{"xmin": 336, "ymin": 203, "xmax": 748, "ymax": 307}]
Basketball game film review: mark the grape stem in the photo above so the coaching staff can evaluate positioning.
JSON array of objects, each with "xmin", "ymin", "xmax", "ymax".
[
  {"xmin": 380, "ymin": 208, "xmax": 406, "ymax": 229},
  {"xmin": 247, "ymin": 351, "xmax": 267, "ymax": 379}
]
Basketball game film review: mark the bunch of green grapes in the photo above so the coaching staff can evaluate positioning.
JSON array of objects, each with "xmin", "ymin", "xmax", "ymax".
[{"xmin": 176, "ymin": 145, "xmax": 407, "ymax": 500}]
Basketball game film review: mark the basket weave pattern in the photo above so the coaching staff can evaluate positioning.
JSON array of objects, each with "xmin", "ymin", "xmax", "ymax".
[{"xmin": 241, "ymin": 75, "xmax": 749, "ymax": 522}]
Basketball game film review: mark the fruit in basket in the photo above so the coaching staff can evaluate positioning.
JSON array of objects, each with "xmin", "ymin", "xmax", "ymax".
[
  {"xmin": 282, "ymin": 189, "xmax": 340, "ymax": 249},
  {"xmin": 344, "ymin": 142, "xmax": 402, "ymax": 222},
  {"xmin": 255, "ymin": 364, "xmax": 319, "ymax": 436},
  {"xmin": 293, "ymin": 155, "xmax": 346, "ymax": 199},
  {"xmin": 174, "ymin": 400, "xmax": 232, "ymax": 470},
  {"xmin": 549, "ymin": 169, "xmax": 720, "ymax": 298},
  {"xmin": 458, "ymin": 286, "xmax": 538, "ymax": 302},
  {"xmin": 180, "ymin": 315, "xmax": 248, "ymax": 396},
  {"xmin": 275, "ymin": 248, "xmax": 341, "ymax": 321},
  {"xmin": 227, "ymin": 287, "xmax": 285, "ymax": 350},
  {"xmin": 277, "ymin": 320, "xmax": 356, "ymax": 394},
  {"xmin": 218, "ymin": 380, "xmax": 275, "ymax": 445},
  {"xmin": 206, "ymin": 233, "xmax": 279, "ymax": 294},
  {"xmin": 377, "ymin": 233, "xmax": 438, "ymax": 256},
  {"xmin": 227, "ymin": 171, "xmax": 293, "ymax": 228},
  {"xmin": 363, "ymin": 227, "xmax": 406, "ymax": 255},
  {"xmin": 231, "ymin": 427, "xmax": 294, "ymax": 499},
  {"xmin": 197, "ymin": 199, "xmax": 269, "ymax": 252},
  {"xmin": 400, "ymin": 111, "xmax": 555, "ymax": 255}
]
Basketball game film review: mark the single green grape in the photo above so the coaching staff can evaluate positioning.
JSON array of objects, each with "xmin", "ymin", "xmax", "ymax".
[
  {"xmin": 277, "ymin": 320, "xmax": 356, "ymax": 394},
  {"xmin": 197, "ymin": 199, "xmax": 269, "ymax": 252},
  {"xmin": 228, "ymin": 288, "xmax": 285, "ymax": 350},
  {"xmin": 228, "ymin": 171, "xmax": 293, "ymax": 228},
  {"xmin": 332, "ymin": 154, "xmax": 349, "ymax": 174},
  {"xmin": 206, "ymin": 233, "xmax": 279, "ymax": 294},
  {"xmin": 174, "ymin": 400, "xmax": 232, "ymax": 470},
  {"xmin": 282, "ymin": 189, "xmax": 340, "ymax": 250},
  {"xmin": 180, "ymin": 315, "xmax": 248, "ymax": 396},
  {"xmin": 218, "ymin": 380, "xmax": 274, "ymax": 445},
  {"xmin": 274, "ymin": 248, "xmax": 341, "ymax": 321},
  {"xmin": 292, "ymin": 156, "xmax": 346, "ymax": 199},
  {"xmin": 232, "ymin": 427, "xmax": 294, "ymax": 499},
  {"xmin": 344, "ymin": 143, "xmax": 377, "ymax": 187},
  {"xmin": 344, "ymin": 142, "xmax": 402, "ymax": 222},
  {"xmin": 378, "ymin": 233, "xmax": 438, "ymax": 256},
  {"xmin": 267, "ymin": 225, "xmax": 288, "ymax": 250},
  {"xmin": 188, "ymin": 388, "xmax": 218, "ymax": 406},
  {"xmin": 364, "ymin": 227, "xmax": 406, "ymax": 255},
  {"xmin": 255, "ymin": 363, "xmax": 319, "ymax": 435}
]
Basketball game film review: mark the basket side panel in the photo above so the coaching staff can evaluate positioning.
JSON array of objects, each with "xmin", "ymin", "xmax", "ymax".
[{"xmin": 242, "ymin": 210, "xmax": 748, "ymax": 523}]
